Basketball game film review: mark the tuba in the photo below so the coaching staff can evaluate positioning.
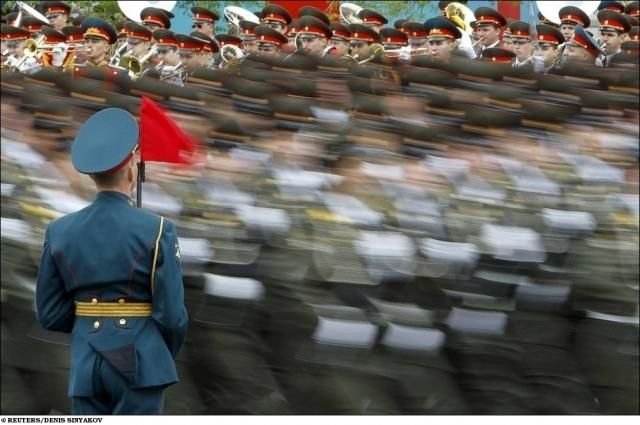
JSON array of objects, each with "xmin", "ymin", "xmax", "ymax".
[
  {"xmin": 117, "ymin": 0, "xmax": 176, "ymax": 22},
  {"xmin": 219, "ymin": 44, "xmax": 245, "ymax": 68},
  {"xmin": 445, "ymin": 2, "xmax": 480, "ymax": 57},
  {"xmin": 224, "ymin": 6, "xmax": 260, "ymax": 37},
  {"xmin": 339, "ymin": 3, "xmax": 363, "ymax": 25}
]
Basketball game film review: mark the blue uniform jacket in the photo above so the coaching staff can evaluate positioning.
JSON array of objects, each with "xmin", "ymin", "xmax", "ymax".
[{"xmin": 35, "ymin": 191, "xmax": 189, "ymax": 397}]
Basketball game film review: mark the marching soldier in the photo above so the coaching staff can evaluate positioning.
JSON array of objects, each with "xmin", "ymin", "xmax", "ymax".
[
  {"xmin": 191, "ymin": 31, "xmax": 217, "ymax": 68},
  {"xmin": 35, "ymin": 107, "xmax": 188, "ymax": 414},
  {"xmin": 20, "ymin": 17, "xmax": 49, "ymax": 38},
  {"xmin": 114, "ymin": 20, "xmax": 128, "ymax": 50},
  {"xmin": 141, "ymin": 7, "xmax": 174, "ymax": 33},
  {"xmin": 597, "ymin": 9, "xmax": 632, "ymax": 66},
  {"xmin": 81, "ymin": 17, "xmax": 117, "ymax": 68},
  {"xmin": 260, "ymin": 3, "xmax": 292, "ymax": 36},
  {"xmin": 299, "ymin": 6, "xmax": 331, "ymax": 26},
  {"xmin": 329, "ymin": 23, "xmax": 351, "ymax": 56},
  {"xmin": 402, "ymin": 22, "xmax": 430, "ymax": 56},
  {"xmin": 296, "ymin": 16, "xmax": 333, "ymax": 57},
  {"xmin": 558, "ymin": 5, "xmax": 591, "ymax": 42},
  {"xmin": 191, "ymin": 6, "xmax": 218, "ymax": 38},
  {"xmin": 626, "ymin": 1, "xmax": 640, "ymax": 18},
  {"xmin": 152, "ymin": 29, "xmax": 184, "ymax": 86},
  {"xmin": 123, "ymin": 21, "xmax": 153, "ymax": 61},
  {"xmin": 379, "ymin": 27, "xmax": 407, "ymax": 51},
  {"xmin": 215, "ymin": 33, "xmax": 243, "ymax": 49},
  {"xmin": 509, "ymin": 21, "xmax": 537, "ymax": 71},
  {"xmin": 358, "ymin": 8, "xmax": 388, "ymax": 33},
  {"xmin": 348, "ymin": 23, "xmax": 381, "ymax": 61},
  {"xmin": 40, "ymin": 26, "xmax": 74, "ymax": 71},
  {"xmin": 1, "ymin": 24, "xmax": 40, "ymax": 73},
  {"xmin": 285, "ymin": 19, "xmax": 299, "ymax": 52},
  {"xmin": 480, "ymin": 46, "xmax": 516, "ymax": 64},
  {"xmin": 563, "ymin": 25, "xmax": 605, "ymax": 65},
  {"xmin": 534, "ymin": 24, "xmax": 565, "ymax": 73},
  {"xmin": 41, "ymin": 1, "xmax": 71, "ymax": 31},
  {"xmin": 255, "ymin": 25, "xmax": 288, "ymax": 57},
  {"xmin": 62, "ymin": 25, "xmax": 85, "ymax": 66},
  {"xmin": 239, "ymin": 20, "xmax": 259, "ymax": 55},
  {"xmin": 174, "ymin": 32, "xmax": 215, "ymax": 75},
  {"xmin": 598, "ymin": 0, "xmax": 626, "ymax": 14},
  {"xmin": 473, "ymin": 7, "xmax": 507, "ymax": 57},
  {"xmin": 423, "ymin": 16, "xmax": 462, "ymax": 64},
  {"xmin": 502, "ymin": 21, "xmax": 514, "ymax": 52}
]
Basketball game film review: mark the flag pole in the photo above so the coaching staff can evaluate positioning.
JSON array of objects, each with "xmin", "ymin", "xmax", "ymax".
[{"xmin": 136, "ymin": 160, "xmax": 145, "ymax": 208}]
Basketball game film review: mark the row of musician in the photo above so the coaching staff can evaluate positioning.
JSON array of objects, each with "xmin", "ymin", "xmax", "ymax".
[{"xmin": 1, "ymin": 2, "xmax": 638, "ymax": 85}]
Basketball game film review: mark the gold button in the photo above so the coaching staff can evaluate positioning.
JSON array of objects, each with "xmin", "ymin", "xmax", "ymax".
[
  {"xmin": 93, "ymin": 320, "xmax": 100, "ymax": 329},
  {"xmin": 118, "ymin": 299, "xmax": 125, "ymax": 304},
  {"xmin": 119, "ymin": 318, "xmax": 127, "ymax": 326},
  {"xmin": 91, "ymin": 298, "xmax": 98, "ymax": 304}
]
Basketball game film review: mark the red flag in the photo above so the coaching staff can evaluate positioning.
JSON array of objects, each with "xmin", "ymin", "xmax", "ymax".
[{"xmin": 140, "ymin": 96, "xmax": 196, "ymax": 164}]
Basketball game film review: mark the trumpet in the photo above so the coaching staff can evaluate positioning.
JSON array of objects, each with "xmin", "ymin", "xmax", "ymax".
[
  {"xmin": 126, "ymin": 45, "xmax": 158, "ymax": 78},
  {"xmin": 23, "ymin": 35, "xmax": 46, "ymax": 57}
]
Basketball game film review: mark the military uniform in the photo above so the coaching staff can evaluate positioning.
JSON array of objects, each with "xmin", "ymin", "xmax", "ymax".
[
  {"xmin": 35, "ymin": 108, "xmax": 189, "ymax": 415},
  {"xmin": 80, "ymin": 17, "xmax": 117, "ymax": 69}
]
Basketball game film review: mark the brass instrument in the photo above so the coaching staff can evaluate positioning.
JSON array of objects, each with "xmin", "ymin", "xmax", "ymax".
[
  {"xmin": 356, "ymin": 43, "xmax": 385, "ymax": 64},
  {"xmin": 445, "ymin": 2, "xmax": 474, "ymax": 34},
  {"xmin": 23, "ymin": 35, "xmax": 46, "ymax": 58},
  {"xmin": 160, "ymin": 63, "xmax": 185, "ymax": 82},
  {"xmin": 126, "ymin": 45, "xmax": 158, "ymax": 79},
  {"xmin": 223, "ymin": 6, "xmax": 260, "ymax": 36},
  {"xmin": 220, "ymin": 44, "xmax": 245, "ymax": 68}
]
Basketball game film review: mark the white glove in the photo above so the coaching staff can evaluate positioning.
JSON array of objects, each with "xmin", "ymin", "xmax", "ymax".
[
  {"xmin": 457, "ymin": 32, "xmax": 477, "ymax": 59},
  {"xmin": 51, "ymin": 43, "xmax": 68, "ymax": 67},
  {"xmin": 399, "ymin": 45, "xmax": 412, "ymax": 61}
]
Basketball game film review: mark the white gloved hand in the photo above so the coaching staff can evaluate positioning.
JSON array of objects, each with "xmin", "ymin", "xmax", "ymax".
[
  {"xmin": 399, "ymin": 45, "xmax": 412, "ymax": 61},
  {"xmin": 51, "ymin": 43, "xmax": 68, "ymax": 67},
  {"xmin": 457, "ymin": 32, "xmax": 477, "ymax": 59}
]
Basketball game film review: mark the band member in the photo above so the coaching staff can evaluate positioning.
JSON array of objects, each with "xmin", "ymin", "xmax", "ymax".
[
  {"xmin": 394, "ymin": 19, "xmax": 409, "ymax": 31},
  {"xmin": 81, "ymin": 17, "xmax": 117, "ymax": 67},
  {"xmin": 423, "ymin": 16, "xmax": 462, "ymax": 64},
  {"xmin": 62, "ymin": 25, "xmax": 86, "ymax": 65},
  {"xmin": 40, "ymin": 26, "xmax": 73, "ymax": 70},
  {"xmin": 598, "ymin": 1, "xmax": 626, "ymax": 14},
  {"xmin": 597, "ymin": 9, "xmax": 632, "ymax": 66},
  {"xmin": 534, "ymin": 24, "xmax": 565, "ymax": 73},
  {"xmin": 72, "ymin": 15, "xmax": 86, "ymax": 27},
  {"xmin": 402, "ymin": 22, "xmax": 429, "ymax": 55},
  {"xmin": 626, "ymin": 2, "xmax": 640, "ymax": 18},
  {"xmin": 255, "ymin": 25, "xmax": 288, "ymax": 57},
  {"xmin": 3, "ymin": 11, "xmax": 19, "ymax": 27},
  {"xmin": 299, "ymin": 6, "xmax": 331, "ymax": 26},
  {"xmin": 141, "ymin": 7, "xmax": 174, "ymax": 32},
  {"xmin": 558, "ymin": 6, "xmax": 591, "ymax": 41},
  {"xmin": 358, "ymin": 8, "xmax": 388, "ymax": 33},
  {"xmin": 502, "ymin": 22, "xmax": 514, "ymax": 52},
  {"xmin": 285, "ymin": 19, "xmax": 299, "ymax": 52},
  {"xmin": 509, "ymin": 21, "xmax": 536, "ymax": 71},
  {"xmin": 348, "ymin": 23, "xmax": 380, "ymax": 61},
  {"xmin": 330, "ymin": 23, "xmax": 352, "ymax": 56},
  {"xmin": 191, "ymin": 6, "xmax": 218, "ymax": 38},
  {"xmin": 20, "ymin": 17, "xmax": 49, "ymax": 38},
  {"xmin": 473, "ymin": 6, "xmax": 506, "ymax": 56},
  {"xmin": 124, "ymin": 21, "xmax": 153, "ymax": 59},
  {"xmin": 152, "ymin": 29, "xmax": 183, "ymax": 85},
  {"xmin": 41, "ymin": 1, "xmax": 71, "ymax": 31},
  {"xmin": 564, "ymin": 25, "xmax": 604, "ymax": 65},
  {"xmin": 296, "ymin": 16, "xmax": 333, "ymax": 57},
  {"xmin": 538, "ymin": 12, "xmax": 561, "ymax": 29},
  {"xmin": 260, "ymin": 4, "xmax": 292, "ymax": 35},
  {"xmin": 114, "ymin": 21, "xmax": 128, "ymax": 50},
  {"xmin": 175, "ymin": 32, "xmax": 216, "ymax": 74},
  {"xmin": 481, "ymin": 47, "xmax": 515, "ymax": 64},
  {"xmin": 239, "ymin": 20, "xmax": 259, "ymax": 55},
  {"xmin": 1, "ymin": 24, "xmax": 40, "ymax": 73}
]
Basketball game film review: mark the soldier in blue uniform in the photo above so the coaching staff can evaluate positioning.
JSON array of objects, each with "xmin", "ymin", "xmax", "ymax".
[{"xmin": 35, "ymin": 108, "xmax": 189, "ymax": 415}]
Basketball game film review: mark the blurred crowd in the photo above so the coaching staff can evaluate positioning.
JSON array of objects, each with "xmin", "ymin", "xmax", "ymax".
[{"xmin": 1, "ymin": 0, "xmax": 640, "ymax": 416}]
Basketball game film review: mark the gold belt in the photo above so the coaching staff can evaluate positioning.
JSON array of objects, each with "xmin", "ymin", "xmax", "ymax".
[{"xmin": 75, "ymin": 301, "xmax": 153, "ymax": 317}]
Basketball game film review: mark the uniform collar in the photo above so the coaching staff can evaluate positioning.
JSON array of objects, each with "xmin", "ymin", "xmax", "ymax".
[{"xmin": 96, "ymin": 190, "xmax": 135, "ymax": 206}]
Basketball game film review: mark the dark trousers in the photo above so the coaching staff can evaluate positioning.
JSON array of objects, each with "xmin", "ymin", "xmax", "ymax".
[{"xmin": 71, "ymin": 355, "xmax": 165, "ymax": 415}]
